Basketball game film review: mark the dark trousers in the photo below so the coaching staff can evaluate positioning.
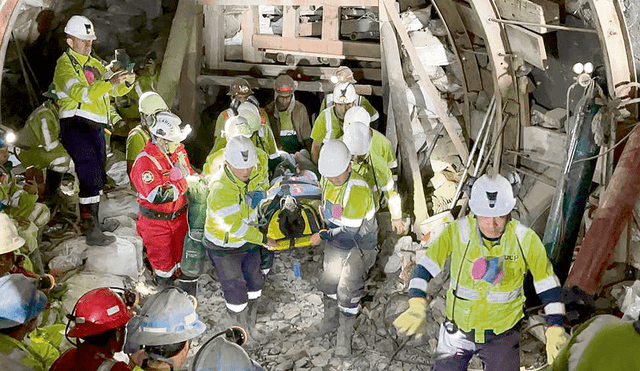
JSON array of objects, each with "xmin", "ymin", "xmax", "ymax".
[{"xmin": 60, "ymin": 116, "xmax": 106, "ymax": 201}]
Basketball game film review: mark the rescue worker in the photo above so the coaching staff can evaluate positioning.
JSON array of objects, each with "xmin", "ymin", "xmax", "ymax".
[
  {"xmin": 53, "ymin": 15, "xmax": 135, "ymax": 246},
  {"xmin": 204, "ymin": 136, "xmax": 277, "ymax": 349},
  {"xmin": 191, "ymin": 327, "xmax": 265, "ymax": 370},
  {"xmin": 310, "ymin": 139, "xmax": 378, "ymax": 357},
  {"xmin": 0, "ymin": 213, "xmax": 37, "ymax": 277},
  {"xmin": 265, "ymin": 74, "xmax": 312, "ymax": 154},
  {"xmin": 126, "ymin": 91, "xmax": 168, "ymax": 174},
  {"xmin": 0, "ymin": 274, "xmax": 52, "ymax": 371},
  {"xmin": 310, "ymin": 82, "xmax": 358, "ymax": 165},
  {"xmin": 343, "ymin": 106, "xmax": 397, "ymax": 170},
  {"xmin": 342, "ymin": 121, "xmax": 404, "ymax": 235},
  {"xmin": 393, "ymin": 173, "xmax": 569, "ymax": 370},
  {"xmin": 551, "ymin": 314, "xmax": 640, "ymax": 371},
  {"xmin": 319, "ymin": 66, "xmax": 379, "ymax": 123},
  {"xmin": 50, "ymin": 287, "xmax": 144, "ymax": 371},
  {"xmin": 130, "ymin": 111, "xmax": 194, "ymax": 287},
  {"xmin": 213, "ymin": 78, "xmax": 269, "ymax": 140},
  {"xmin": 126, "ymin": 287, "xmax": 206, "ymax": 370},
  {"xmin": 17, "ymin": 94, "xmax": 74, "ymax": 200}
]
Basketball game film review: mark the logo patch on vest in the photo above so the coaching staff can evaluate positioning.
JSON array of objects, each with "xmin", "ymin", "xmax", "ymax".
[{"xmin": 142, "ymin": 171, "xmax": 154, "ymax": 184}]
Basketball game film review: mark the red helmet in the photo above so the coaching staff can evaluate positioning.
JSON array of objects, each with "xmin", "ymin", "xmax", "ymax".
[{"xmin": 67, "ymin": 288, "xmax": 133, "ymax": 338}]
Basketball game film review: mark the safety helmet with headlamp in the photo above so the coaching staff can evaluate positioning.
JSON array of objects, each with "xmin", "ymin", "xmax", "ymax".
[
  {"xmin": 468, "ymin": 174, "xmax": 516, "ymax": 217},
  {"xmin": 149, "ymin": 111, "xmax": 191, "ymax": 142},
  {"xmin": 64, "ymin": 15, "xmax": 97, "ymax": 40}
]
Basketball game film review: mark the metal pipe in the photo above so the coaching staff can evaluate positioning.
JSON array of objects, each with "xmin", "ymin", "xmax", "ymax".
[{"xmin": 487, "ymin": 18, "xmax": 598, "ymax": 33}]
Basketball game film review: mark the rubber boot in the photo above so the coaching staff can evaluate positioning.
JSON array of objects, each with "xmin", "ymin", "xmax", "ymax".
[
  {"xmin": 91, "ymin": 202, "xmax": 120, "ymax": 232},
  {"xmin": 335, "ymin": 312, "xmax": 356, "ymax": 357},
  {"xmin": 153, "ymin": 274, "xmax": 173, "ymax": 289},
  {"xmin": 310, "ymin": 296, "xmax": 339, "ymax": 337},
  {"xmin": 86, "ymin": 203, "xmax": 116, "ymax": 246},
  {"xmin": 175, "ymin": 275, "xmax": 198, "ymax": 296},
  {"xmin": 236, "ymin": 307, "xmax": 260, "ymax": 351}
]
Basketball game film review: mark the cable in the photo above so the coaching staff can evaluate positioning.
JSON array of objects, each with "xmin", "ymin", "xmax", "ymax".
[{"xmin": 572, "ymin": 123, "xmax": 637, "ymax": 164}]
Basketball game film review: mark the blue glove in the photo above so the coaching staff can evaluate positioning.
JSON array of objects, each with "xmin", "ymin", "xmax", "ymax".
[{"xmin": 246, "ymin": 191, "xmax": 266, "ymax": 209}]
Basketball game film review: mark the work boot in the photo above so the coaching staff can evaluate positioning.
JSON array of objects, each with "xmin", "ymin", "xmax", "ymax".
[
  {"xmin": 91, "ymin": 202, "xmax": 120, "ymax": 232},
  {"xmin": 86, "ymin": 203, "xmax": 116, "ymax": 246},
  {"xmin": 310, "ymin": 296, "xmax": 339, "ymax": 337},
  {"xmin": 335, "ymin": 312, "xmax": 356, "ymax": 357},
  {"xmin": 236, "ymin": 307, "xmax": 260, "ymax": 351},
  {"xmin": 153, "ymin": 274, "xmax": 173, "ymax": 289},
  {"xmin": 175, "ymin": 275, "xmax": 198, "ymax": 296}
]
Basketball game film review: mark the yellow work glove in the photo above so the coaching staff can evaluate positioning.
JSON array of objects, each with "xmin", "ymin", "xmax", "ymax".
[
  {"xmin": 393, "ymin": 297, "xmax": 428, "ymax": 338},
  {"xmin": 545, "ymin": 326, "xmax": 569, "ymax": 364}
]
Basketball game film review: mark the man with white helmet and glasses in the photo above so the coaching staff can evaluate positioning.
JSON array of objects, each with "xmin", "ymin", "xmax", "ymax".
[
  {"xmin": 394, "ymin": 173, "xmax": 569, "ymax": 370},
  {"xmin": 130, "ymin": 111, "xmax": 194, "ymax": 288},
  {"xmin": 310, "ymin": 139, "xmax": 378, "ymax": 357},
  {"xmin": 53, "ymin": 15, "xmax": 135, "ymax": 246},
  {"xmin": 343, "ymin": 106, "xmax": 397, "ymax": 170},
  {"xmin": 342, "ymin": 121, "xmax": 404, "ymax": 235},
  {"xmin": 125, "ymin": 287, "xmax": 206, "ymax": 371},
  {"xmin": 320, "ymin": 66, "xmax": 379, "ymax": 123},
  {"xmin": 126, "ymin": 92, "xmax": 168, "ymax": 174},
  {"xmin": 310, "ymin": 82, "xmax": 358, "ymax": 165},
  {"xmin": 204, "ymin": 136, "xmax": 277, "ymax": 350},
  {"xmin": 213, "ymin": 78, "xmax": 270, "ymax": 140}
]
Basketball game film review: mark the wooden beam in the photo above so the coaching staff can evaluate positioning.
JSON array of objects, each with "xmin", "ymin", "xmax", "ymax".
[
  {"xmin": 241, "ymin": 6, "xmax": 261, "ymax": 63},
  {"xmin": 213, "ymin": 61, "xmax": 383, "ymax": 81},
  {"xmin": 202, "ymin": 5, "xmax": 224, "ymax": 69},
  {"xmin": 179, "ymin": 5, "xmax": 203, "ymax": 125},
  {"xmin": 252, "ymin": 34, "xmax": 380, "ymax": 59},
  {"xmin": 504, "ymin": 24, "xmax": 549, "ymax": 70},
  {"xmin": 493, "ymin": 0, "xmax": 560, "ymax": 33},
  {"xmin": 382, "ymin": 0, "xmax": 470, "ymax": 164},
  {"xmin": 321, "ymin": 6, "xmax": 340, "ymax": 41},
  {"xmin": 200, "ymin": 0, "xmax": 378, "ymax": 6},
  {"xmin": 282, "ymin": 6, "xmax": 298, "ymax": 38}
]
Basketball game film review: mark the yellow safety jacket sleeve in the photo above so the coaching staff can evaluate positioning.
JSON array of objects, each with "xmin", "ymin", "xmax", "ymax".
[
  {"xmin": 204, "ymin": 166, "xmax": 265, "ymax": 248},
  {"xmin": 109, "ymin": 103, "xmax": 123, "ymax": 127},
  {"xmin": 371, "ymin": 129, "xmax": 397, "ymax": 168},
  {"xmin": 214, "ymin": 109, "xmax": 232, "ymax": 139},
  {"xmin": 351, "ymin": 153, "xmax": 402, "ymax": 220},
  {"xmin": 360, "ymin": 96, "xmax": 380, "ymax": 121},
  {"xmin": 311, "ymin": 107, "xmax": 342, "ymax": 143},
  {"xmin": 21, "ymin": 101, "xmax": 60, "ymax": 151},
  {"xmin": 126, "ymin": 127, "xmax": 150, "ymax": 163},
  {"xmin": 255, "ymin": 122, "xmax": 279, "ymax": 159},
  {"xmin": 0, "ymin": 333, "xmax": 53, "ymax": 371}
]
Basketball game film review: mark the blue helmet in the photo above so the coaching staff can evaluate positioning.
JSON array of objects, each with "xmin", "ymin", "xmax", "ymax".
[{"xmin": 0, "ymin": 274, "xmax": 48, "ymax": 329}]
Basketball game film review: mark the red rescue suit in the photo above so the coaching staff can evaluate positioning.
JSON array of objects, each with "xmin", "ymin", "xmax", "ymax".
[
  {"xmin": 50, "ymin": 346, "xmax": 134, "ymax": 371},
  {"xmin": 130, "ymin": 140, "xmax": 193, "ymax": 278}
]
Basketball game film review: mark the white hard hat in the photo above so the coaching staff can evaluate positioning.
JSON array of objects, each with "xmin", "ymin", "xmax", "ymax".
[
  {"xmin": 0, "ymin": 214, "xmax": 25, "ymax": 254},
  {"xmin": 64, "ymin": 15, "xmax": 97, "ymax": 40},
  {"xmin": 237, "ymin": 102, "xmax": 261, "ymax": 132},
  {"xmin": 149, "ymin": 111, "xmax": 191, "ymax": 142},
  {"xmin": 331, "ymin": 66, "xmax": 357, "ymax": 84},
  {"xmin": 225, "ymin": 136, "xmax": 257, "ymax": 169},
  {"xmin": 333, "ymin": 82, "xmax": 358, "ymax": 104},
  {"xmin": 343, "ymin": 121, "xmax": 372, "ymax": 156},
  {"xmin": 469, "ymin": 174, "xmax": 516, "ymax": 217},
  {"xmin": 138, "ymin": 92, "xmax": 168, "ymax": 116},
  {"xmin": 318, "ymin": 139, "xmax": 350, "ymax": 177},
  {"xmin": 223, "ymin": 115, "xmax": 252, "ymax": 138},
  {"xmin": 343, "ymin": 106, "xmax": 371, "ymax": 131}
]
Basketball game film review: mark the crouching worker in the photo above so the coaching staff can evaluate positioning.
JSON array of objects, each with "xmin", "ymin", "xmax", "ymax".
[
  {"xmin": 394, "ymin": 173, "xmax": 569, "ymax": 370},
  {"xmin": 0, "ymin": 274, "xmax": 54, "ymax": 371},
  {"xmin": 191, "ymin": 326, "xmax": 264, "ymax": 370},
  {"xmin": 204, "ymin": 136, "xmax": 277, "ymax": 349},
  {"xmin": 51, "ymin": 287, "xmax": 143, "ymax": 371},
  {"xmin": 126, "ymin": 287, "xmax": 206, "ymax": 370},
  {"xmin": 130, "ymin": 111, "xmax": 194, "ymax": 288},
  {"xmin": 310, "ymin": 140, "xmax": 378, "ymax": 357}
]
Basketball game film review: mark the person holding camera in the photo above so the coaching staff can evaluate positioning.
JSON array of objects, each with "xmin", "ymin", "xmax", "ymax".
[{"xmin": 394, "ymin": 173, "xmax": 569, "ymax": 370}]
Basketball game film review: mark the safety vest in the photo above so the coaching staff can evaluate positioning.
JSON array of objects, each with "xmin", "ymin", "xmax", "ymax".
[
  {"xmin": 125, "ymin": 125, "xmax": 151, "ymax": 163},
  {"xmin": 370, "ymin": 129, "xmax": 397, "ymax": 168},
  {"xmin": 204, "ymin": 165, "xmax": 265, "ymax": 248},
  {"xmin": 320, "ymin": 171, "xmax": 377, "ymax": 249},
  {"xmin": 53, "ymin": 48, "xmax": 131, "ymax": 124},
  {"xmin": 202, "ymin": 148, "xmax": 269, "ymax": 193},
  {"xmin": 350, "ymin": 153, "xmax": 401, "ymax": 220},
  {"xmin": 419, "ymin": 215, "xmax": 559, "ymax": 343},
  {"xmin": 310, "ymin": 107, "xmax": 343, "ymax": 144}
]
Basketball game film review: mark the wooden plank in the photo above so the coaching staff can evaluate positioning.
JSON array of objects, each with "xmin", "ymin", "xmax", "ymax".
[
  {"xmin": 298, "ymin": 21, "xmax": 322, "ymax": 37},
  {"xmin": 505, "ymin": 24, "xmax": 549, "ymax": 70},
  {"xmin": 322, "ymin": 6, "xmax": 340, "ymax": 41},
  {"xmin": 455, "ymin": 2, "xmax": 485, "ymax": 38},
  {"xmin": 214, "ymin": 61, "xmax": 382, "ymax": 81},
  {"xmin": 198, "ymin": 74, "xmax": 382, "ymax": 95},
  {"xmin": 382, "ymin": 0, "xmax": 470, "ymax": 164},
  {"xmin": 241, "ymin": 6, "xmax": 261, "ymax": 63},
  {"xmin": 200, "ymin": 0, "xmax": 378, "ymax": 6},
  {"xmin": 282, "ymin": 6, "xmax": 297, "ymax": 38},
  {"xmin": 202, "ymin": 5, "xmax": 224, "ymax": 69},
  {"xmin": 252, "ymin": 34, "xmax": 380, "ymax": 58},
  {"xmin": 431, "ymin": 0, "xmax": 482, "ymax": 92},
  {"xmin": 493, "ymin": 0, "xmax": 559, "ymax": 33},
  {"xmin": 179, "ymin": 6, "xmax": 203, "ymax": 125}
]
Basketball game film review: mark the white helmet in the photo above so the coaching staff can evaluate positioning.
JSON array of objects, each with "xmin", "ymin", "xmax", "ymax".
[
  {"xmin": 343, "ymin": 121, "xmax": 372, "ymax": 156},
  {"xmin": 343, "ymin": 106, "xmax": 371, "ymax": 131},
  {"xmin": 225, "ymin": 136, "xmax": 257, "ymax": 169},
  {"xmin": 331, "ymin": 66, "xmax": 357, "ymax": 84},
  {"xmin": 237, "ymin": 102, "xmax": 261, "ymax": 133},
  {"xmin": 223, "ymin": 115, "xmax": 252, "ymax": 138},
  {"xmin": 149, "ymin": 111, "xmax": 191, "ymax": 142},
  {"xmin": 0, "ymin": 214, "xmax": 25, "ymax": 254},
  {"xmin": 469, "ymin": 174, "xmax": 516, "ymax": 217},
  {"xmin": 333, "ymin": 82, "xmax": 358, "ymax": 104},
  {"xmin": 318, "ymin": 139, "xmax": 350, "ymax": 177},
  {"xmin": 64, "ymin": 15, "xmax": 97, "ymax": 40},
  {"xmin": 138, "ymin": 92, "xmax": 168, "ymax": 117}
]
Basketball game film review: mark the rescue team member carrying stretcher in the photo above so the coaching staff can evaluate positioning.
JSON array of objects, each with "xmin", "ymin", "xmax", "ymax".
[{"xmin": 394, "ymin": 173, "xmax": 570, "ymax": 370}]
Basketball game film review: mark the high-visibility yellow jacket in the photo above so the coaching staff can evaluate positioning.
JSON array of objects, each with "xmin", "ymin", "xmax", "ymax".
[
  {"xmin": 126, "ymin": 125, "xmax": 151, "ymax": 164},
  {"xmin": 0, "ymin": 332, "xmax": 59, "ymax": 371},
  {"xmin": 350, "ymin": 152, "xmax": 401, "ymax": 220},
  {"xmin": 408, "ymin": 215, "xmax": 564, "ymax": 343},
  {"xmin": 320, "ymin": 95, "xmax": 379, "ymax": 122},
  {"xmin": 214, "ymin": 108, "xmax": 279, "ymax": 160},
  {"xmin": 370, "ymin": 129, "xmax": 397, "ymax": 169},
  {"xmin": 204, "ymin": 165, "xmax": 266, "ymax": 248},
  {"xmin": 320, "ymin": 171, "xmax": 377, "ymax": 249},
  {"xmin": 311, "ymin": 107, "xmax": 342, "ymax": 144},
  {"xmin": 53, "ymin": 48, "xmax": 131, "ymax": 124}
]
